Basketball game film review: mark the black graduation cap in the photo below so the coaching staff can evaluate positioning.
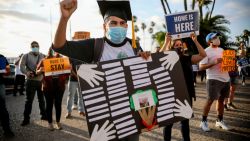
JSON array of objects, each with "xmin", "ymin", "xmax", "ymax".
[{"xmin": 97, "ymin": 0, "xmax": 132, "ymax": 21}]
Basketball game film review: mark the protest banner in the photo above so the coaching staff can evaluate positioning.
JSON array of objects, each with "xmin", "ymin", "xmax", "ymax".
[
  {"xmin": 165, "ymin": 10, "xmax": 199, "ymax": 39},
  {"xmin": 238, "ymin": 58, "xmax": 249, "ymax": 68},
  {"xmin": 77, "ymin": 52, "xmax": 193, "ymax": 140},
  {"xmin": 43, "ymin": 57, "xmax": 71, "ymax": 76},
  {"xmin": 73, "ymin": 31, "xmax": 90, "ymax": 40},
  {"xmin": 221, "ymin": 50, "xmax": 236, "ymax": 72}
]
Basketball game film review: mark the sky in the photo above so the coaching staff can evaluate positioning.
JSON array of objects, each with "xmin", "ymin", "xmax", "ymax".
[{"xmin": 0, "ymin": 0, "xmax": 250, "ymax": 57}]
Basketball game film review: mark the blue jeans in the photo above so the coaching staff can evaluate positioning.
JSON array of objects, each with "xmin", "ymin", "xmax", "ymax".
[
  {"xmin": 163, "ymin": 119, "xmax": 190, "ymax": 141},
  {"xmin": 66, "ymin": 81, "xmax": 84, "ymax": 113}
]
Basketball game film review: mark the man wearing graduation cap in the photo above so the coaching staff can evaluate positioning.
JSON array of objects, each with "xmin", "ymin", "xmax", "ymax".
[
  {"xmin": 53, "ymin": 0, "xmax": 144, "ymax": 140},
  {"xmin": 53, "ymin": 0, "xmax": 147, "ymax": 63}
]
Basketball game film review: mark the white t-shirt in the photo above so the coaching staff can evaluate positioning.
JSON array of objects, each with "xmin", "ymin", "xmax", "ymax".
[
  {"xmin": 100, "ymin": 42, "xmax": 135, "ymax": 62},
  {"xmin": 199, "ymin": 46, "xmax": 230, "ymax": 82}
]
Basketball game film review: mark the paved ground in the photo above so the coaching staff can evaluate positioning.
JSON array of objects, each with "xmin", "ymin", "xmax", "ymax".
[{"xmin": 1, "ymin": 77, "xmax": 250, "ymax": 141}]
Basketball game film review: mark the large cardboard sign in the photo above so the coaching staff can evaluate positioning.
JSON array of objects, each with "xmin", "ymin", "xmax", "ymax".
[
  {"xmin": 221, "ymin": 50, "xmax": 236, "ymax": 72},
  {"xmin": 0, "ymin": 56, "xmax": 7, "ymax": 73},
  {"xmin": 43, "ymin": 58, "xmax": 71, "ymax": 76},
  {"xmin": 165, "ymin": 10, "xmax": 199, "ymax": 39},
  {"xmin": 77, "ymin": 52, "xmax": 193, "ymax": 141}
]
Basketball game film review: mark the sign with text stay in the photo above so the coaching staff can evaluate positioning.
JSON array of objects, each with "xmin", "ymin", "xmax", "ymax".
[
  {"xmin": 43, "ymin": 57, "xmax": 71, "ymax": 76},
  {"xmin": 165, "ymin": 10, "xmax": 199, "ymax": 39}
]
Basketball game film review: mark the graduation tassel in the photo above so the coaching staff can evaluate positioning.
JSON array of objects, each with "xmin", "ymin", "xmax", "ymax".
[{"xmin": 132, "ymin": 16, "xmax": 137, "ymax": 48}]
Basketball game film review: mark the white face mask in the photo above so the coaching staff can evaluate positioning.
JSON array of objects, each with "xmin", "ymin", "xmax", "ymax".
[{"xmin": 211, "ymin": 38, "xmax": 220, "ymax": 46}]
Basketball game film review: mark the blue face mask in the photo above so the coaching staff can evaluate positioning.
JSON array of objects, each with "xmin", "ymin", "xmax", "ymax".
[
  {"xmin": 106, "ymin": 27, "xmax": 127, "ymax": 44},
  {"xmin": 31, "ymin": 47, "xmax": 39, "ymax": 53}
]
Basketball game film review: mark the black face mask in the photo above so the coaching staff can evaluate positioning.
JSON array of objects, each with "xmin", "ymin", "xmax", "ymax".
[{"xmin": 173, "ymin": 47, "xmax": 183, "ymax": 56}]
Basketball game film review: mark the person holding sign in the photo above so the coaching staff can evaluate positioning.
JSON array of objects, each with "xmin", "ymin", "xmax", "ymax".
[
  {"xmin": 237, "ymin": 42, "xmax": 248, "ymax": 86},
  {"xmin": 160, "ymin": 32, "xmax": 206, "ymax": 141},
  {"xmin": 224, "ymin": 61, "xmax": 238, "ymax": 110},
  {"xmin": 199, "ymin": 33, "xmax": 230, "ymax": 132},
  {"xmin": 0, "ymin": 54, "xmax": 15, "ymax": 138},
  {"xmin": 36, "ymin": 48, "xmax": 69, "ymax": 131},
  {"xmin": 52, "ymin": 0, "xmax": 153, "ymax": 140}
]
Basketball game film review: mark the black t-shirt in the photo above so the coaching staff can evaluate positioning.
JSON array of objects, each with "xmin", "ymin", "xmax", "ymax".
[
  {"xmin": 52, "ymin": 37, "xmax": 141, "ymax": 63},
  {"xmin": 0, "ymin": 54, "xmax": 9, "ymax": 84},
  {"xmin": 179, "ymin": 55, "xmax": 196, "ymax": 101}
]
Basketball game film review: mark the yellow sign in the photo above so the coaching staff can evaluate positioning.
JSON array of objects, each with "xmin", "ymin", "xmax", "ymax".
[
  {"xmin": 73, "ymin": 31, "xmax": 90, "ymax": 40},
  {"xmin": 43, "ymin": 58, "xmax": 71, "ymax": 76},
  {"xmin": 221, "ymin": 50, "xmax": 236, "ymax": 72}
]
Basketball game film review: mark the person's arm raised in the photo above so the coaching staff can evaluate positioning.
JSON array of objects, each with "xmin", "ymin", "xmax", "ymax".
[
  {"xmin": 190, "ymin": 32, "xmax": 207, "ymax": 64},
  {"xmin": 160, "ymin": 33, "xmax": 172, "ymax": 52},
  {"xmin": 53, "ymin": 0, "xmax": 77, "ymax": 48}
]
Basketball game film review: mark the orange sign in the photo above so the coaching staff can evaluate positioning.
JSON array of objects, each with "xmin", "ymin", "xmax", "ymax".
[
  {"xmin": 43, "ymin": 58, "xmax": 71, "ymax": 76},
  {"xmin": 73, "ymin": 31, "xmax": 90, "ymax": 40},
  {"xmin": 221, "ymin": 50, "xmax": 236, "ymax": 72}
]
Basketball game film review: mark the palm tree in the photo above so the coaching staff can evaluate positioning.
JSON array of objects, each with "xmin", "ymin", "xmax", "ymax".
[
  {"xmin": 133, "ymin": 15, "xmax": 140, "ymax": 42},
  {"xmin": 160, "ymin": 0, "xmax": 171, "ymax": 14},
  {"xmin": 164, "ymin": 0, "xmax": 171, "ymax": 14},
  {"xmin": 243, "ymin": 29, "xmax": 250, "ymax": 46},
  {"xmin": 134, "ymin": 25, "xmax": 139, "ymax": 33},
  {"xmin": 153, "ymin": 31, "xmax": 166, "ymax": 47},
  {"xmin": 184, "ymin": 0, "xmax": 188, "ymax": 11},
  {"xmin": 192, "ymin": 0, "xmax": 196, "ymax": 10},
  {"xmin": 148, "ymin": 21, "xmax": 155, "ymax": 35},
  {"xmin": 160, "ymin": 0, "xmax": 167, "ymax": 14},
  {"xmin": 141, "ymin": 22, "xmax": 147, "ymax": 48},
  {"xmin": 199, "ymin": 12, "xmax": 230, "ymax": 47},
  {"xmin": 197, "ymin": 0, "xmax": 212, "ymax": 21},
  {"xmin": 209, "ymin": 0, "xmax": 216, "ymax": 19},
  {"xmin": 133, "ymin": 16, "xmax": 137, "ymax": 22}
]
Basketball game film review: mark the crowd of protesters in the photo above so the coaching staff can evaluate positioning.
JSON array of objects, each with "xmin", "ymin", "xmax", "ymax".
[{"xmin": 0, "ymin": 0, "xmax": 249, "ymax": 140}]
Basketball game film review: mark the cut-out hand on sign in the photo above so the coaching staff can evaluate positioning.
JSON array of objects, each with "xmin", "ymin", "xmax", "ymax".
[
  {"xmin": 77, "ymin": 64, "xmax": 104, "ymax": 87},
  {"xmin": 90, "ymin": 120, "xmax": 116, "ymax": 141},
  {"xmin": 159, "ymin": 51, "xmax": 179, "ymax": 71},
  {"xmin": 138, "ymin": 106, "xmax": 156, "ymax": 130},
  {"xmin": 173, "ymin": 99, "xmax": 193, "ymax": 119}
]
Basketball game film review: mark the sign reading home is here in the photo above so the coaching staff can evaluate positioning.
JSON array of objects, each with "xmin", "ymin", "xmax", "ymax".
[{"xmin": 165, "ymin": 10, "xmax": 199, "ymax": 39}]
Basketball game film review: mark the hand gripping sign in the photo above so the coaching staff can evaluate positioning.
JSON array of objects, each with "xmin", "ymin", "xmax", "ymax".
[{"xmin": 77, "ymin": 51, "xmax": 193, "ymax": 141}]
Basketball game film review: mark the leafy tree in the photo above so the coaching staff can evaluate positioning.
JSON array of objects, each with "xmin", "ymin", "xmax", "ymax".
[{"xmin": 199, "ymin": 12, "xmax": 230, "ymax": 48}]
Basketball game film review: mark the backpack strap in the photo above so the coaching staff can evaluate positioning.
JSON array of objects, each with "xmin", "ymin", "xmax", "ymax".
[{"xmin": 93, "ymin": 38, "xmax": 105, "ymax": 63}]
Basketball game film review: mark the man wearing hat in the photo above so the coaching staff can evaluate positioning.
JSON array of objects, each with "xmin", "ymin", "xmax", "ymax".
[
  {"xmin": 199, "ymin": 33, "xmax": 230, "ymax": 132},
  {"xmin": 53, "ymin": 0, "xmax": 146, "ymax": 140}
]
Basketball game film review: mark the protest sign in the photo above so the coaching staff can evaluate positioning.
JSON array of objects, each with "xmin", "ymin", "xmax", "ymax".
[
  {"xmin": 0, "ymin": 56, "xmax": 7, "ymax": 73},
  {"xmin": 221, "ymin": 50, "xmax": 236, "ymax": 72},
  {"xmin": 77, "ymin": 52, "xmax": 193, "ymax": 140},
  {"xmin": 43, "ymin": 57, "xmax": 71, "ymax": 76},
  {"xmin": 238, "ymin": 58, "xmax": 249, "ymax": 68},
  {"xmin": 165, "ymin": 10, "xmax": 199, "ymax": 39},
  {"xmin": 73, "ymin": 31, "xmax": 90, "ymax": 40}
]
